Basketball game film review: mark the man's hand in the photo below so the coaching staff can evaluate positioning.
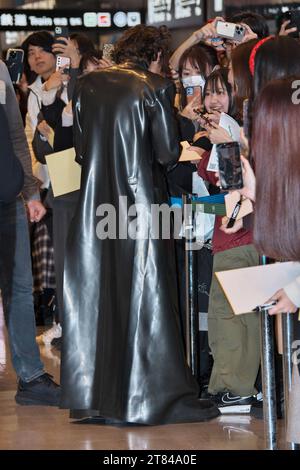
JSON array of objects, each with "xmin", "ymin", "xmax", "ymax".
[
  {"xmin": 268, "ymin": 289, "xmax": 298, "ymax": 315},
  {"xmin": 27, "ymin": 200, "xmax": 46, "ymax": 223}
]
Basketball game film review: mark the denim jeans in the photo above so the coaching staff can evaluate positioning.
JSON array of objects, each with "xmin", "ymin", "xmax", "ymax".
[{"xmin": 0, "ymin": 197, "xmax": 44, "ymax": 381}]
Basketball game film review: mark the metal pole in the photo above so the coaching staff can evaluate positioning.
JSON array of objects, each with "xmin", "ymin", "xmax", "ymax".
[
  {"xmin": 281, "ymin": 313, "xmax": 297, "ymax": 450},
  {"xmin": 183, "ymin": 195, "xmax": 199, "ymax": 377},
  {"xmin": 260, "ymin": 308, "xmax": 277, "ymax": 450}
]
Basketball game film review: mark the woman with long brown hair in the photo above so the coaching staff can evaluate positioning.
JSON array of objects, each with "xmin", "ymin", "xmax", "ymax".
[{"xmin": 240, "ymin": 77, "xmax": 300, "ymax": 444}]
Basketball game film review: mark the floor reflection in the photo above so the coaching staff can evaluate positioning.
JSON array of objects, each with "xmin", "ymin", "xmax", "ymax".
[{"xmin": 0, "ymin": 298, "xmax": 286, "ymax": 450}]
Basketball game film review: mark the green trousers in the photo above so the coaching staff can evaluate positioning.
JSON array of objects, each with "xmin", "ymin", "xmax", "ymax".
[{"xmin": 208, "ymin": 244, "xmax": 260, "ymax": 397}]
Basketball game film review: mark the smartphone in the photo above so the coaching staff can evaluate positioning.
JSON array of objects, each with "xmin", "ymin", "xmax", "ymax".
[
  {"xmin": 102, "ymin": 43, "xmax": 114, "ymax": 62},
  {"xmin": 216, "ymin": 142, "xmax": 243, "ymax": 190},
  {"xmin": 216, "ymin": 21, "xmax": 246, "ymax": 42},
  {"xmin": 6, "ymin": 48, "xmax": 24, "ymax": 84},
  {"xmin": 54, "ymin": 26, "xmax": 69, "ymax": 46},
  {"xmin": 56, "ymin": 55, "xmax": 71, "ymax": 74},
  {"xmin": 282, "ymin": 10, "xmax": 300, "ymax": 38}
]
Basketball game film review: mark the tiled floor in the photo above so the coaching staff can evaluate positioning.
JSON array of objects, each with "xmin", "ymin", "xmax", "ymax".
[{"xmin": 0, "ymin": 302, "xmax": 287, "ymax": 450}]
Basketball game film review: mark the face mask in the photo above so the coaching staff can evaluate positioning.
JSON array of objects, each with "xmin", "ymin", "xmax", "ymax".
[{"xmin": 181, "ymin": 75, "xmax": 205, "ymax": 91}]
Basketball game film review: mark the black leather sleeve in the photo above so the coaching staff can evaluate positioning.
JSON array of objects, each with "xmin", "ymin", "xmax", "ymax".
[{"xmin": 148, "ymin": 82, "xmax": 180, "ymax": 170}]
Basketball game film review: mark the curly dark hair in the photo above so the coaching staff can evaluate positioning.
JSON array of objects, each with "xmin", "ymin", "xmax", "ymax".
[{"xmin": 113, "ymin": 25, "xmax": 171, "ymax": 69}]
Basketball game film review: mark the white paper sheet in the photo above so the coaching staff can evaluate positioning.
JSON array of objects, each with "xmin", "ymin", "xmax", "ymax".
[{"xmin": 215, "ymin": 262, "xmax": 300, "ymax": 315}]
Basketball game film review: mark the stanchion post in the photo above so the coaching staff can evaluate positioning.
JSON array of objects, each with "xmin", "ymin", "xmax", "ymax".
[
  {"xmin": 183, "ymin": 194, "xmax": 199, "ymax": 377},
  {"xmin": 260, "ymin": 308, "xmax": 277, "ymax": 450},
  {"xmin": 281, "ymin": 313, "xmax": 297, "ymax": 450}
]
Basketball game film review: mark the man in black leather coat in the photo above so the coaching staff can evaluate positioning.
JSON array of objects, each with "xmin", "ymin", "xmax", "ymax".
[{"xmin": 60, "ymin": 25, "xmax": 219, "ymax": 424}]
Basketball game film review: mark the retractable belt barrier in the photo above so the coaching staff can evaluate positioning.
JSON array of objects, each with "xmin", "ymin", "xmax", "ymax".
[{"xmin": 170, "ymin": 194, "xmax": 226, "ymax": 216}]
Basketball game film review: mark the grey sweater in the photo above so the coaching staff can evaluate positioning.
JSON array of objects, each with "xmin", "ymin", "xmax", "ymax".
[{"xmin": 0, "ymin": 60, "xmax": 39, "ymax": 201}]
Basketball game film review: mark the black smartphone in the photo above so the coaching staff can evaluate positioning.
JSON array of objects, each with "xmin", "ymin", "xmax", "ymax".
[
  {"xmin": 282, "ymin": 10, "xmax": 300, "ymax": 38},
  {"xmin": 54, "ymin": 26, "xmax": 69, "ymax": 45},
  {"xmin": 6, "ymin": 48, "xmax": 24, "ymax": 84},
  {"xmin": 216, "ymin": 142, "xmax": 243, "ymax": 190}
]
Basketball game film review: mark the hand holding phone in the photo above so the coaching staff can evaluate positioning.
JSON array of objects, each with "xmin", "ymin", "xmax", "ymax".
[
  {"xmin": 281, "ymin": 11, "xmax": 300, "ymax": 38},
  {"xmin": 216, "ymin": 142, "xmax": 243, "ymax": 190},
  {"xmin": 216, "ymin": 21, "xmax": 246, "ymax": 42},
  {"xmin": 6, "ymin": 48, "xmax": 24, "ymax": 84}
]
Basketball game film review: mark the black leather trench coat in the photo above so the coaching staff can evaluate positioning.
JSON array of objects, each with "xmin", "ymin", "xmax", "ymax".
[{"xmin": 60, "ymin": 62, "xmax": 219, "ymax": 424}]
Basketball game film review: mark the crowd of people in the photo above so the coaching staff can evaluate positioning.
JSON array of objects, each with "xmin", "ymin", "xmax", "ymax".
[{"xmin": 0, "ymin": 8, "xmax": 299, "ymax": 444}]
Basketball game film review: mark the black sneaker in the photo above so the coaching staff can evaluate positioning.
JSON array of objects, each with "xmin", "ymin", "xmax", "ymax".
[
  {"xmin": 216, "ymin": 392, "xmax": 256, "ymax": 414},
  {"xmin": 250, "ymin": 392, "xmax": 284, "ymax": 420},
  {"xmin": 15, "ymin": 373, "xmax": 61, "ymax": 406},
  {"xmin": 250, "ymin": 392, "xmax": 263, "ymax": 419}
]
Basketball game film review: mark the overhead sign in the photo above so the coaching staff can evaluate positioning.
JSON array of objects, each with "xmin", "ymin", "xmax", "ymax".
[
  {"xmin": 147, "ymin": 0, "xmax": 203, "ymax": 28},
  {"xmin": 226, "ymin": 2, "xmax": 300, "ymax": 20},
  {"xmin": 0, "ymin": 9, "xmax": 144, "ymax": 31}
]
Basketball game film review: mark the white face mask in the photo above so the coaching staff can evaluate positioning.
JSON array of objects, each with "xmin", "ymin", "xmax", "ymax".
[{"xmin": 181, "ymin": 75, "xmax": 205, "ymax": 91}]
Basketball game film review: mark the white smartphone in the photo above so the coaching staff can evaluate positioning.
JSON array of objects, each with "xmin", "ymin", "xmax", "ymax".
[
  {"xmin": 56, "ymin": 55, "xmax": 71, "ymax": 74},
  {"xmin": 216, "ymin": 21, "xmax": 246, "ymax": 42}
]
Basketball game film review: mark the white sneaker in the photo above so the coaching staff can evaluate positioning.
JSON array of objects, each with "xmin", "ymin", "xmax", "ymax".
[{"xmin": 36, "ymin": 323, "xmax": 62, "ymax": 345}]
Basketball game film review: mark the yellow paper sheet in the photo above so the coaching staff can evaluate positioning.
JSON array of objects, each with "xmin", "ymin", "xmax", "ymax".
[
  {"xmin": 179, "ymin": 141, "xmax": 203, "ymax": 162},
  {"xmin": 45, "ymin": 147, "xmax": 81, "ymax": 197}
]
